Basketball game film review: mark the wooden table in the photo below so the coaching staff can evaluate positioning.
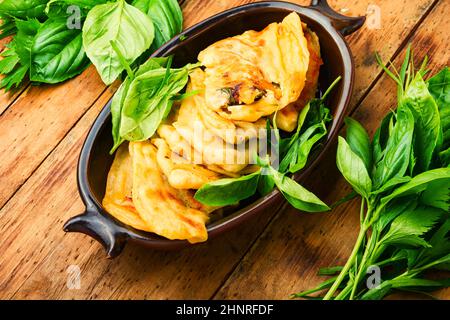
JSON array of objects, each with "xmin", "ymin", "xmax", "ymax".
[{"xmin": 0, "ymin": 0, "xmax": 448, "ymax": 300}]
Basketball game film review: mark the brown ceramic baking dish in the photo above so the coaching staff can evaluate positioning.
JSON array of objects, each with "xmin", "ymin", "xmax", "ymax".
[{"xmin": 64, "ymin": 0, "xmax": 365, "ymax": 257}]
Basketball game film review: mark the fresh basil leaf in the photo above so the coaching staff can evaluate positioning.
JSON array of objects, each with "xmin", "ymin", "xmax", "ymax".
[
  {"xmin": 289, "ymin": 123, "xmax": 327, "ymax": 173},
  {"xmin": 46, "ymin": 0, "xmax": 108, "ymax": 11},
  {"xmin": 0, "ymin": 16, "xmax": 17, "ymax": 40},
  {"xmin": 440, "ymin": 147, "xmax": 450, "ymax": 167},
  {"xmin": 279, "ymin": 97, "xmax": 331, "ymax": 174},
  {"xmin": 336, "ymin": 136, "xmax": 372, "ymax": 198},
  {"xmin": 257, "ymin": 173, "xmax": 275, "ymax": 196},
  {"xmin": 295, "ymin": 102, "xmax": 311, "ymax": 135},
  {"xmin": 440, "ymin": 106, "xmax": 450, "ymax": 151},
  {"xmin": 390, "ymin": 277, "xmax": 446, "ymax": 289},
  {"xmin": 135, "ymin": 56, "xmax": 170, "ymax": 76},
  {"xmin": 317, "ymin": 266, "xmax": 343, "ymax": 276},
  {"xmin": 411, "ymin": 219, "xmax": 450, "ymax": 269},
  {"xmin": 45, "ymin": 0, "xmax": 93, "ymax": 18},
  {"xmin": 279, "ymin": 137, "xmax": 298, "ymax": 173},
  {"xmin": 372, "ymin": 111, "xmax": 393, "ymax": 167},
  {"xmin": 0, "ymin": 0, "xmax": 49, "ymax": 19},
  {"xmin": 0, "ymin": 64, "xmax": 28, "ymax": 91},
  {"xmin": 0, "ymin": 47, "xmax": 20, "ymax": 74},
  {"xmin": 14, "ymin": 19, "xmax": 41, "ymax": 66},
  {"xmin": 370, "ymin": 176, "xmax": 412, "ymax": 196},
  {"xmin": 110, "ymin": 77, "xmax": 131, "ymax": 154},
  {"xmin": 373, "ymin": 106, "xmax": 414, "ymax": 189},
  {"xmin": 345, "ymin": 117, "xmax": 372, "ymax": 172},
  {"xmin": 30, "ymin": 17, "xmax": 90, "ymax": 83},
  {"xmin": 122, "ymin": 95, "xmax": 174, "ymax": 141},
  {"xmin": 380, "ymin": 205, "xmax": 443, "ymax": 248},
  {"xmin": 110, "ymin": 57, "xmax": 169, "ymax": 153},
  {"xmin": 376, "ymin": 196, "xmax": 418, "ymax": 231},
  {"xmin": 194, "ymin": 171, "xmax": 261, "ymax": 206},
  {"xmin": 269, "ymin": 167, "xmax": 329, "ymax": 212},
  {"xmin": 303, "ymin": 99, "xmax": 331, "ymax": 128},
  {"xmin": 360, "ymin": 282, "xmax": 392, "ymax": 300},
  {"xmin": 420, "ymin": 178, "xmax": 450, "ymax": 212},
  {"xmin": 428, "ymin": 67, "xmax": 450, "ymax": 152},
  {"xmin": 381, "ymin": 167, "xmax": 450, "ymax": 204},
  {"xmin": 291, "ymin": 276, "xmax": 339, "ymax": 298},
  {"xmin": 331, "ymin": 191, "xmax": 358, "ymax": 209},
  {"xmin": 402, "ymin": 73, "xmax": 441, "ymax": 172},
  {"xmin": 0, "ymin": 19, "xmax": 41, "ymax": 91},
  {"xmin": 428, "ymin": 67, "xmax": 450, "ymax": 109},
  {"xmin": 119, "ymin": 65, "xmax": 190, "ymax": 141},
  {"xmin": 132, "ymin": 0, "xmax": 182, "ymax": 50},
  {"xmin": 82, "ymin": 0, "xmax": 155, "ymax": 85}
]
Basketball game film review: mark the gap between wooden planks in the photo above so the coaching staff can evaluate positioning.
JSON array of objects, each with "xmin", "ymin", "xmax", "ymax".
[
  {"xmin": 0, "ymin": 0, "xmax": 441, "ymax": 299},
  {"xmin": 214, "ymin": 0, "xmax": 449, "ymax": 300}
]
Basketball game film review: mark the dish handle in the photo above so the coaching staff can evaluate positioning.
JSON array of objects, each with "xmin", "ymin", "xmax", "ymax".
[
  {"xmin": 310, "ymin": 0, "xmax": 365, "ymax": 36},
  {"xmin": 63, "ymin": 206, "xmax": 129, "ymax": 258}
]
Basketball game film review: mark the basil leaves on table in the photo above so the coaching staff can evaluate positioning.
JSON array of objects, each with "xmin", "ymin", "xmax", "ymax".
[
  {"xmin": 402, "ymin": 72, "xmax": 441, "ymax": 173},
  {"xmin": 295, "ymin": 46, "xmax": 450, "ymax": 300},
  {"xmin": 46, "ymin": 0, "xmax": 109, "ymax": 11},
  {"xmin": 428, "ymin": 67, "xmax": 450, "ymax": 166},
  {"xmin": 30, "ymin": 17, "xmax": 90, "ymax": 83},
  {"xmin": 133, "ymin": 0, "xmax": 183, "ymax": 51},
  {"xmin": 0, "ymin": 18, "xmax": 41, "ymax": 90},
  {"xmin": 0, "ymin": 0, "xmax": 184, "ymax": 90},
  {"xmin": 14, "ymin": 19, "xmax": 41, "ymax": 66},
  {"xmin": 82, "ymin": 0, "xmax": 155, "ymax": 85},
  {"xmin": 0, "ymin": 0, "xmax": 49, "ymax": 20}
]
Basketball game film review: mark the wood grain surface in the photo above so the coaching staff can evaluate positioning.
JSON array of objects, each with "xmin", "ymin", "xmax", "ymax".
[{"xmin": 0, "ymin": 0, "xmax": 447, "ymax": 300}]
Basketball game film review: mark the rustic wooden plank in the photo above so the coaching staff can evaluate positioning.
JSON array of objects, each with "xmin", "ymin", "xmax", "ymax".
[
  {"xmin": 0, "ymin": 92, "xmax": 106, "ymax": 298},
  {"xmin": 0, "ymin": 0, "xmax": 440, "ymax": 300},
  {"xmin": 0, "ymin": 85, "xmax": 27, "ymax": 115},
  {"xmin": 215, "ymin": 0, "xmax": 449, "ymax": 300},
  {"xmin": 0, "ymin": 66, "xmax": 110, "ymax": 209}
]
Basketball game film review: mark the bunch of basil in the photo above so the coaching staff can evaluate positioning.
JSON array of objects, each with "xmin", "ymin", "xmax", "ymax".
[
  {"xmin": 110, "ymin": 56, "xmax": 200, "ymax": 153},
  {"xmin": 0, "ymin": 0, "xmax": 182, "ymax": 91},
  {"xmin": 294, "ymin": 47, "xmax": 450, "ymax": 300}
]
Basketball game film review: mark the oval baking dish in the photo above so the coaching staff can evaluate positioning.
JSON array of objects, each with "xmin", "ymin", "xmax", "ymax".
[{"xmin": 64, "ymin": 0, "xmax": 365, "ymax": 257}]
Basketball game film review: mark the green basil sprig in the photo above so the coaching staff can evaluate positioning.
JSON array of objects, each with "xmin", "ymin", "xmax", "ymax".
[
  {"xmin": 82, "ymin": 0, "xmax": 155, "ymax": 85},
  {"xmin": 295, "ymin": 46, "xmax": 450, "ymax": 300},
  {"xmin": 30, "ymin": 17, "xmax": 90, "ymax": 83},
  {"xmin": 133, "ymin": 0, "xmax": 183, "ymax": 52},
  {"xmin": 110, "ymin": 56, "xmax": 200, "ymax": 153},
  {"xmin": 0, "ymin": 0, "xmax": 49, "ymax": 20}
]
